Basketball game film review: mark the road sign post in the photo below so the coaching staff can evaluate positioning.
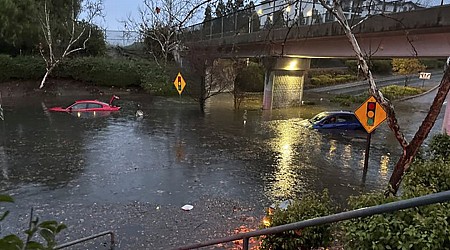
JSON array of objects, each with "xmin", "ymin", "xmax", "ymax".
[
  {"xmin": 419, "ymin": 72, "xmax": 431, "ymax": 88},
  {"xmin": 355, "ymin": 96, "xmax": 388, "ymax": 181}
]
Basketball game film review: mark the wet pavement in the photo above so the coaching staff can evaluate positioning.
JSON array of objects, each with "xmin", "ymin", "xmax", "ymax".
[{"xmin": 0, "ymin": 80, "xmax": 447, "ymax": 249}]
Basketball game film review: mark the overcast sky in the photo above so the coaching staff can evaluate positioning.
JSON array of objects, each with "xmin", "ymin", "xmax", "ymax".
[{"xmin": 102, "ymin": 0, "xmax": 142, "ymax": 30}]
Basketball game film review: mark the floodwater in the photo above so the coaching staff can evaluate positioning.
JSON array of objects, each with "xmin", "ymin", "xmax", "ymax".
[{"xmin": 0, "ymin": 91, "xmax": 446, "ymax": 248}]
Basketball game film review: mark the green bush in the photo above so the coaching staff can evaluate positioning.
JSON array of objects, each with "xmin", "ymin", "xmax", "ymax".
[
  {"xmin": 345, "ymin": 60, "xmax": 392, "ymax": 74},
  {"xmin": 427, "ymin": 133, "xmax": 450, "ymax": 161},
  {"xmin": 330, "ymin": 94, "xmax": 368, "ymax": 106},
  {"xmin": 371, "ymin": 60, "xmax": 392, "ymax": 74},
  {"xmin": 0, "ymin": 194, "xmax": 66, "ymax": 249},
  {"xmin": 308, "ymin": 68, "xmax": 350, "ymax": 78},
  {"xmin": 55, "ymin": 57, "xmax": 142, "ymax": 87},
  {"xmin": 420, "ymin": 59, "xmax": 445, "ymax": 70},
  {"xmin": 380, "ymin": 85, "xmax": 425, "ymax": 100},
  {"xmin": 344, "ymin": 134, "xmax": 450, "ymax": 250},
  {"xmin": 139, "ymin": 62, "xmax": 173, "ymax": 96},
  {"xmin": 310, "ymin": 74, "xmax": 357, "ymax": 86},
  {"xmin": 0, "ymin": 55, "xmax": 45, "ymax": 82},
  {"xmin": 235, "ymin": 62, "xmax": 264, "ymax": 92},
  {"xmin": 260, "ymin": 190, "xmax": 335, "ymax": 249},
  {"xmin": 0, "ymin": 54, "xmax": 176, "ymax": 95},
  {"xmin": 330, "ymin": 85, "xmax": 425, "ymax": 106}
]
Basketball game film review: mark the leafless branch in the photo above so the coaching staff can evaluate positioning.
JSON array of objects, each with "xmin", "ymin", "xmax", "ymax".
[{"xmin": 38, "ymin": 0, "xmax": 104, "ymax": 89}]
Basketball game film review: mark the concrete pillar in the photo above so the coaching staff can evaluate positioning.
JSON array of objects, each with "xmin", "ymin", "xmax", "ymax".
[{"xmin": 262, "ymin": 57, "xmax": 310, "ymax": 110}]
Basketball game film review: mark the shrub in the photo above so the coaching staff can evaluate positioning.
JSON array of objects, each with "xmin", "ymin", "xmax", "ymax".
[
  {"xmin": 0, "ymin": 55, "xmax": 175, "ymax": 95},
  {"xmin": 420, "ymin": 59, "xmax": 445, "ymax": 70},
  {"xmin": 139, "ymin": 62, "xmax": 173, "ymax": 96},
  {"xmin": 371, "ymin": 60, "xmax": 392, "ymax": 74},
  {"xmin": 345, "ymin": 60, "xmax": 392, "ymax": 74},
  {"xmin": 344, "ymin": 135, "xmax": 450, "ymax": 249},
  {"xmin": 0, "ymin": 194, "xmax": 67, "ymax": 249},
  {"xmin": 55, "ymin": 57, "xmax": 142, "ymax": 87},
  {"xmin": 380, "ymin": 85, "xmax": 425, "ymax": 100},
  {"xmin": 392, "ymin": 58, "xmax": 426, "ymax": 76},
  {"xmin": 426, "ymin": 133, "xmax": 450, "ymax": 160},
  {"xmin": 310, "ymin": 74, "xmax": 357, "ymax": 86},
  {"xmin": 0, "ymin": 55, "xmax": 45, "ymax": 82},
  {"xmin": 235, "ymin": 62, "xmax": 264, "ymax": 92},
  {"xmin": 345, "ymin": 60, "xmax": 358, "ymax": 73},
  {"xmin": 330, "ymin": 94, "xmax": 368, "ymax": 106},
  {"xmin": 260, "ymin": 190, "xmax": 335, "ymax": 249}
]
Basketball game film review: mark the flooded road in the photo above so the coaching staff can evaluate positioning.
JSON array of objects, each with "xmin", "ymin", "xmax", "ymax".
[{"xmin": 0, "ymin": 91, "xmax": 446, "ymax": 249}]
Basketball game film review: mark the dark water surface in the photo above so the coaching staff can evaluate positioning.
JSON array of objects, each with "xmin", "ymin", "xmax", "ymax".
[{"xmin": 0, "ymin": 92, "xmax": 445, "ymax": 248}]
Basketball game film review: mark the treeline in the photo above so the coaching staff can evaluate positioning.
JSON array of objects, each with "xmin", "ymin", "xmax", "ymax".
[{"xmin": 0, "ymin": 0, "xmax": 105, "ymax": 56}]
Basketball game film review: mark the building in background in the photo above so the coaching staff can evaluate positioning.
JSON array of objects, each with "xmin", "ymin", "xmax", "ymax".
[{"xmin": 257, "ymin": 0, "xmax": 424, "ymax": 29}]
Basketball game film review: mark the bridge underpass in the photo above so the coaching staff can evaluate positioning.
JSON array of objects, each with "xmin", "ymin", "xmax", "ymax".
[{"xmin": 182, "ymin": 5, "xmax": 450, "ymax": 109}]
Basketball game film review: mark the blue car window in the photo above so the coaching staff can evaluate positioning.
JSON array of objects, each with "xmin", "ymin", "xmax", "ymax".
[{"xmin": 311, "ymin": 113, "xmax": 328, "ymax": 123}]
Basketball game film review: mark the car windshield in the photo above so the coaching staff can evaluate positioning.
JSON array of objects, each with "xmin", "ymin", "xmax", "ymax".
[{"xmin": 309, "ymin": 113, "xmax": 328, "ymax": 123}]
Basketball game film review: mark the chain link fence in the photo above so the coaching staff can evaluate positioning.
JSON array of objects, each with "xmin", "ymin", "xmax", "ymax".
[{"xmin": 104, "ymin": 30, "xmax": 141, "ymax": 47}]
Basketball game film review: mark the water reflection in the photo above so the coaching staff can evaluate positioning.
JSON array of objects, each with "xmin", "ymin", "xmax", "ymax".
[
  {"xmin": 379, "ymin": 155, "xmax": 390, "ymax": 177},
  {"xmin": 70, "ymin": 111, "xmax": 113, "ymax": 119},
  {"xmin": 0, "ymin": 146, "xmax": 8, "ymax": 179},
  {"xmin": 267, "ymin": 120, "xmax": 303, "ymax": 199},
  {"xmin": 0, "ymin": 94, "xmax": 414, "ymax": 207}
]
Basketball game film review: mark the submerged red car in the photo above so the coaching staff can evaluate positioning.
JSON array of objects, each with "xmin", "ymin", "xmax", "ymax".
[{"xmin": 49, "ymin": 95, "xmax": 121, "ymax": 112}]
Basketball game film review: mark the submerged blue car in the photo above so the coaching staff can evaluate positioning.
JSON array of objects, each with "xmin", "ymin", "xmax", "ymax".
[{"xmin": 301, "ymin": 111, "xmax": 364, "ymax": 130}]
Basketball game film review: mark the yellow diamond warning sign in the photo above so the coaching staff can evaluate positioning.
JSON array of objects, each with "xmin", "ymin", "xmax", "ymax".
[
  {"xmin": 354, "ymin": 96, "xmax": 387, "ymax": 133},
  {"xmin": 173, "ymin": 72, "xmax": 186, "ymax": 95}
]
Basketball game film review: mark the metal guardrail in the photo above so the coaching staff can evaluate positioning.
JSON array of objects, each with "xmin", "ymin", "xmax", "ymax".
[
  {"xmin": 173, "ymin": 190, "xmax": 450, "ymax": 250},
  {"xmin": 54, "ymin": 230, "xmax": 115, "ymax": 249}
]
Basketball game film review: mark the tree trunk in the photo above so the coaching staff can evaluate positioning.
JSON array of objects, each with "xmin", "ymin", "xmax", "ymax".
[
  {"xmin": 39, "ymin": 66, "xmax": 54, "ymax": 89},
  {"xmin": 199, "ymin": 75, "xmax": 206, "ymax": 113},
  {"xmin": 388, "ymin": 67, "xmax": 450, "ymax": 195}
]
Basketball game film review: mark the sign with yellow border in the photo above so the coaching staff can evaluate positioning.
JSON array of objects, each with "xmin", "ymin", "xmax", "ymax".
[
  {"xmin": 173, "ymin": 72, "xmax": 186, "ymax": 95},
  {"xmin": 354, "ymin": 96, "xmax": 387, "ymax": 133}
]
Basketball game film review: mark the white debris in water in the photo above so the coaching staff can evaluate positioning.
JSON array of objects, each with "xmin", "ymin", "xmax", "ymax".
[{"xmin": 181, "ymin": 204, "xmax": 194, "ymax": 211}]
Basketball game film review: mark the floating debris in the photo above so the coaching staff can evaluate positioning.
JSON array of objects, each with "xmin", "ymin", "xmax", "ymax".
[
  {"xmin": 181, "ymin": 204, "xmax": 194, "ymax": 211},
  {"xmin": 136, "ymin": 110, "xmax": 144, "ymax": 117}
]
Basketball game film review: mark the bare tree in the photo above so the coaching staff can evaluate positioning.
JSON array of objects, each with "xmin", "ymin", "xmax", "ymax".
[
  {"xmin": 318, "ymin": 0, "xmax": 450, "ymax": 195},
  {"xmin": 181, "ymin": 47, "xmax": 229, "ymax": 112},
  {"xmin": 38, "ymin": 0, "xmax": 103, "ymax": 89},
  {"xmin": 125, "ymin": 0, "xmax": 215, "ymax": 66},
  {"xmin": 210, "ymin": 59, "xmax": 247, "ymax": 109}
]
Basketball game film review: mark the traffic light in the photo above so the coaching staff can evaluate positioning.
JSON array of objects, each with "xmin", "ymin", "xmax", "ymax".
[
  {"xmin": 177, "ymin": 76, "xmax": 182, "ymax": 91},
  {"xmin": 366, "ymin": 102, "xmax": 376, "ymax": 126}
]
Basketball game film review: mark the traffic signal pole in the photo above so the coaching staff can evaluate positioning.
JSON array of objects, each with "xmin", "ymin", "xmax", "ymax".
[
  {"xmin": 354, "ymin": 96, "xmax": 387, "ymax": 184},
  {"xmin": 362, "ymin": 131, "xmax": 372, "ymax": 183}
]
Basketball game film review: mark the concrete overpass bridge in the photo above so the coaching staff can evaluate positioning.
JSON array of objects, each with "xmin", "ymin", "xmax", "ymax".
[{"xmin": 181, "ymin": 4, "xmax": 450, "ymax": 109}]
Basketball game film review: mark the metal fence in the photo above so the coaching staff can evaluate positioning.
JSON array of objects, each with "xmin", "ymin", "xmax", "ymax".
[
  {"xmin": 181, "ymin": 0, "xmax": 450, "ymax": 42},
  {"xmin": 54, "ymin": 231, "xmax": 115, "ymax": 249},
  {"xmin": 173, "ymin": 190, "xmax": 450, "ymax": 250},
  {"xmin": 104, "ymin": 30, "xmax": 140, "ymax": 47}
]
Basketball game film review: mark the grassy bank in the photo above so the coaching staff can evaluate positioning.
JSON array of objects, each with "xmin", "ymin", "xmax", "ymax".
[{"xmin": 331, "ymin": 85, "xmax": 427, "ymax": 106}]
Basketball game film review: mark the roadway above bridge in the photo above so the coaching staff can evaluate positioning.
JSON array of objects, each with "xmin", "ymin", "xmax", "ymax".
[{"xmin": 183, "ymin": 5, "xmax": 450, "ymax": 58}]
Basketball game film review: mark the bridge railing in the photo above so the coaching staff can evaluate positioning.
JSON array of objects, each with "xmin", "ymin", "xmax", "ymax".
[
  {"xmin": 172, "ymin": 190, "xmax": 450, "ymax": 250},
  {"xmin": 181, "ymin": 0, "xmax": 446, "ymax": 43}
]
